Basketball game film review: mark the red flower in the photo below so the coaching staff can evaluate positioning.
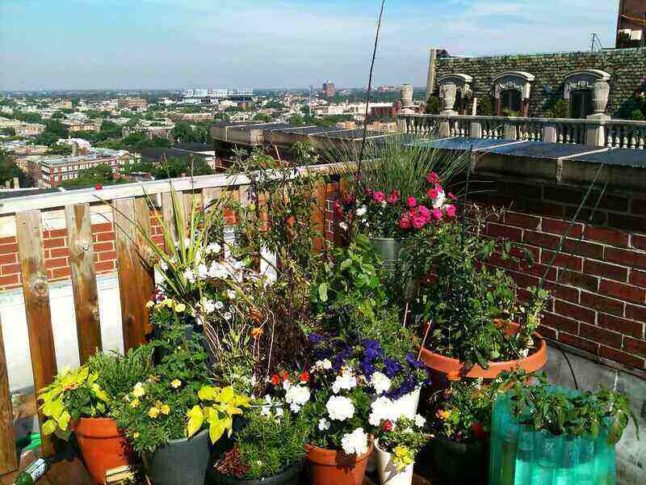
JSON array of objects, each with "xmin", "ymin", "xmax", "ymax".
[
  {"xmin": 426, "ymin": 172, "xmax": 440, "ymax": 185},
  {"xmin": 412, "ymin": 215, "xmax": 426, "ymax": 229},
  {"xmin": 95, "ymin": 183, "xmax": 103, "ymax": 190},
  {"xmin": 333, "ymin": 200, "xmax": 343, "ymax": 218},
  {"xmin": 417, "ymin": 205, "xmax": 431, "ymax": 223},
  {"xmin": 445, "ymin": 204, "xmax": 457, "ymax": 218},
  {"xmin": 386, "ymin": 190, "xmax": 400, "ymax": 205},
  {"xmin": 398, "ymin": 215, "xmax": 412, "ymax": 229},
  {"xmin": 406, "ymin": 196, "xmax": 417, "ymax": 208},
  {"xmin": 299, "ymin": 370, "xmax": 310, "ymax": 383},
  {"xmin": 280, "ymin": 370, "xmax": 289, "ymax": 382},
  {"xmin": 373, "ymin": 191, "xmax": 385, "ymax": 203},
  {"xmin": 382, "ymin": 420, "xmax": 393, "ymax": 432},
  {"xmin": 471, "ymin": 422, "xmax": 487, "ymax": 439},
  {"xmin": 427, "ymin": 187, "xmax": 439, "ymax": 200},
  {"xmin": 343, "ymin": 194, "xmax": 356, "ymax": 206},
  {"xmin": 431, "ymin": 208, "xmax": 443, "ymax": 220},
  {"xmin": 271, "ymin": 374, "xmax": 280, "ymax": 385},
  {"xmin": 447, "ymin": 192, "xmax": 457, "ymax": 200}
]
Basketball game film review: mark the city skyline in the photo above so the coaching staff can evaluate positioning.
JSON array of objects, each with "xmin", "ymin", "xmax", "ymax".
[{"xmin": 1, "ymin": 0, "xmax": 618, "ymax": 91}]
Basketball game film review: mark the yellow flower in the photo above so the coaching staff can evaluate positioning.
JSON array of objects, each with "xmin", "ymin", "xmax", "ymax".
[
  {"xmin": 393, "ymin": 445, "xmax": 414, "ymax": 471},
  {"xmin": 250, "ymin": 327, "xmax": 264, "ymax": 339},
  {"xmin": 160, "ymin": 404, "xmax": 170, "ymax": 415},
  {"xmin": 130, "ymin": 398, "xmax": 140, "ymax": 408},
  {"xmin": 133, "ymin": 432, "xmax": 140, "ymax": 439},
  {"xmin": 171, "ymin": 379, "xmax": 182, "ymax": 389},
  {"xmin": 162, "ymin": 298, "xmax": 173, "ymax": 308},
  {"xmin": 174, "ymin": 303, "xmax": 186, "ymax": 313},
  {"xmin": 132, "ymin": 383, "xmax": 145, "ymax": 398},
  {"xmin": 146, "ymin": 301, "xmax": 154, "ymax": 308},
  {"xmin": 148, "ymin": 407, "xmax": 160, "ymax": 418}
]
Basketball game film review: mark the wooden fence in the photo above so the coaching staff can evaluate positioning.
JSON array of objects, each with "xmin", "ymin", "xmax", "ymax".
[{"xmin": 0, "ymin": 164, "xmax": 341, "ymax": 475}]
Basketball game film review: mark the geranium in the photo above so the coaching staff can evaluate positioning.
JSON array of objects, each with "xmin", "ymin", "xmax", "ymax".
[
  {"xmin": 285, "ymin": 384, "xmax": 311, "ymax": 413},
  {"xmin": 332, "ymin": 369, "xmax": 357, "ymax": 394},
  {"xmin": 326, "ymin": 396, "xmax": 355, "ymax": 421},
  {"xmin": 341, "ymin": 428, "xmax": 369, "ymax": 455},
  {"xmin": 445, "ymin": 204, "xmax": 457, "ymax": 218},
  {"xmin": 370, "ymin": 372, "xmax": 392, "ymax": 395}
]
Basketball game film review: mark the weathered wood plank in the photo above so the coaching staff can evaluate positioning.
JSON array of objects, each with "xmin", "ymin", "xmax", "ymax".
[
  {"xmin": 65, "ymin": 204, "xmax": 101, "ymax": 363},
  {"xmin": 201, "ymin": 187, "xmax": 222, "ymax": 210},
  {"xmin": 15, "ymin": 210, "xmax": 56, "ymax": 455},
  {"xmin": 0, "ymin": 317, "xmax": 17, "ymax": 475},
  {"xmin": 113, "ymin": 198, "xmax": 148, "ymax": 350},
  {"xmin": 311, "ymin": 182, "xmax": 328, "ymax": 252},
  {"xmin": 133, "ymin": 198, "xmax": 154, "ymax": 336}
]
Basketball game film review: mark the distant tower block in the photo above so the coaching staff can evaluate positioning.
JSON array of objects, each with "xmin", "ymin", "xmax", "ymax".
[
  {"xmin": 322, "ymin": 81, "xmax": 336, "ymax": 98},
  {"xmin": 401, "ymin": 84, "xmax": 414, "ymax": 108}
]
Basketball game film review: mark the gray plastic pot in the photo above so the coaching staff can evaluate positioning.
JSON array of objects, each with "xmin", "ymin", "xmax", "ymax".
[
  {"xmin": 206, "ymin": 462, "xmax": 302, "ymax": 485},
  {"xmin": 145, "ymin": 429, "xmax": 210, "ymax": 485}
]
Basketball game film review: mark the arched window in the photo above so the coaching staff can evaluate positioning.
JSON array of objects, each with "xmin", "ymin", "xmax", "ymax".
[
  {"xmin": 493, "ymin": 71, "xmax": 535, "ymax": 117},
  {"xmin": 564, "ymin": 69, "xmax": 611, "ymax": 119}
]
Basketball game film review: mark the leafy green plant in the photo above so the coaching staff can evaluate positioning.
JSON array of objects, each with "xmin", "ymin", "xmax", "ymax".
[
  {"xmin": 375, "ymin": 416, "xmax": 429, "ymax": 470},
  {"xmin": 503, "ymin": 372, "xmax": 638, "ymax": 444}
]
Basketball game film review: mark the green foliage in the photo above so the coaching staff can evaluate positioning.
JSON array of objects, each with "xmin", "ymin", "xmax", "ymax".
[
  {"xmin": 170, "ymin": 121, "xmax": 209, "ymax": 144},
  {"xmin": 46, "ymin": 144, "xmax": 73, "ymax": 155},
  {"xmin": 0, "ymin": 150, "xmax": 28, "ymax": 186},
  {"xmin": 544, "ymin": 98, "xmax": 569, "ymax": 118},
  {"xmin": 151, "ymin": 157, "xmax": 213, "ymax": 179},
  {"xmin": 11, "ymin": 111, "xmax": 43, "ymax": 124},
  {"xmin": 235, "ymin": 409, "xmax": 309, "ymax": 479},
  {"xmin": 253, "ymin": 113, "xmax": 272, "ymax": 122},
  {"xmin": 60, "ymin": 163, "xmax": 115, "ymax": 188},
  {"xmin": 426, "ymin": 95, "xmax": 442, "ymax": 114},
  {"xmin": 503, "ymin": 372, "xmax": 638, "ymax": 444},
  {"xmin": 34, "ymin": 120, "xmax": 68, "ymax": 146},
  {"xmin": 376, "ymin": 417, "xmax": 428, "ymax": 470},
  {"xmin": 120, "ymin": 132, "xmax": 170, "ymax": 150},
  {"xmin": 0, "ymin": 127, "xmax": 16, "ymax": 136},
  {"xmin": 477, "ymin": 96, "xmax": 495, "ymax": 116}
]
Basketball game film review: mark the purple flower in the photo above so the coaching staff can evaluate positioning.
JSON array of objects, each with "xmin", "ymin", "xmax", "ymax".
[
  {"xmin": 406, "ymin": 352, "xmax": 425, "ymax": 369},
  {"xmin": 362, "ymin": 339, "xmax": 383, "ymax": 362},
  {"xmin": 360, "ymin": 358, "xmax": 376, "ymax": 377},
  {"xmin": 383, "ymin": 358, "xmax": 402, "ymax": 378},
  {"xmin": 308, "ymin": 333, "xmax": 323, "ymax": 344}
]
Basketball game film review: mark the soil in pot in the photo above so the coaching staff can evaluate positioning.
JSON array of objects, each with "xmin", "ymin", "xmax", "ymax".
[
  {"xmin": 306, "ymin": 444, "xmax": 373, "ymax": 485},
  {"xmin": 145, "ymin": 429, "xmax": 210, "ymax": 485},
  {"xmin": 73, "ymin": 417, "xmax": 133, "ymax": 485},
  {"xmin": 206, "ymin": 461, "xmax": 302, "ymax": 485}
]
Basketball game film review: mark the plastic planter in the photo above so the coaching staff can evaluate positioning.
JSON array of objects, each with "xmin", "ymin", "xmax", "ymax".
[
  {"xmin": 145, "ymin": 429, "xmax": 210, "ymax": 485},
  {"xmin": 375, "ymin": 439, "xmax": 414, "ymax": 485},
  {"xmin": 206, "ymin": 462, "xmax": 302, "ymax": 485}
]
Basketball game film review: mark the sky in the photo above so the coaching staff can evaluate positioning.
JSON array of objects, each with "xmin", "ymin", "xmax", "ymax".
[{"xmin": 0, "ymin": 0, "xmax": 619, "ymax": 91}]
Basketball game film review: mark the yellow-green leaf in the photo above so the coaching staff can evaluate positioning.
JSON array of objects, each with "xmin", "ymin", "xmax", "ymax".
[
  {"xmin": 197, "ymin": 386, "xmax": 218, "ymax": 402},
  {"xmin": 41, "ymin": 419, "xmax": 57, "ymax": 436},
  {"xmin": 208, "ymin": 418, "xmax": 226, "ymax": 444},
  {"xmin": 186, "ymin": 405, "xmax": 204, "ymax": 438},
  {"xmin": 218, "ymin": 386, "xmax": 234, "ymax": 403}
]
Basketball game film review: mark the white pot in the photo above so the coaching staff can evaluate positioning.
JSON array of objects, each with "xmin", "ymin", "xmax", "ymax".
[
  {"xmin": 375, "ymin": 439, "xmax": 414, "ymax": 485},
  {"xmin": 394, "ymin": 387, "xmax": 421, "ymax": 419}
]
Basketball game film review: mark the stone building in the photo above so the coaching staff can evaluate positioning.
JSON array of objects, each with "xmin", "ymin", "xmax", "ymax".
[{"xmin": 427, "ymin": 47, "xmax": 646, "ymax": 120}]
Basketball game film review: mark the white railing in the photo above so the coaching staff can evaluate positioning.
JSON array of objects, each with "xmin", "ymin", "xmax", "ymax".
[{"xmin": 400, "ymin": 114, "xmax": 646, "ymax": 150}]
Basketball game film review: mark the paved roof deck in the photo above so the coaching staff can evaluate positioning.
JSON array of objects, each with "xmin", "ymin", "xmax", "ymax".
[{"xmin": 407, "ymin": 137, "xmax": 646, "ymax": 168}]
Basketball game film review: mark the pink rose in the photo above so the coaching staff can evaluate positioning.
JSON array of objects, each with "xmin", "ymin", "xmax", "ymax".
[
  {"xmin": 445, "ymin": 204, "xmax": 457, "ymax": 218},
  {"xmin": 406, "ymin": 196, "xmax": 417, "ymax": 208},
  {"xmin": 426, "ymin": 172, "xmax": 440, "ymax": 185},
  {"xmin": 432, "ymin": 208, "xmax": 443, "ymax": 220},
  {"xmin": 386, "ymin": 190, "xmax": 400, "ymax": 204},
  {"xmin": 373, "ymin": 191, "xmax": 385, "ymax": 203},
  {"xmin": 427, "ymin": 187, "xmax": 439, "ymax": 200},
  {"xmin": 412, "ymin": 215, "xmax": 427, "ymax": 229},
  {"xmin": 417, "ymin": 205, "xmax": 431, "ymax": 223},
  {"xmin": 398, "ymin": 215, "xmax": 412, "ymax": 229},
  {"xmin": 343, "ymin": 194, "xmax": 355, "ymax": 206}
]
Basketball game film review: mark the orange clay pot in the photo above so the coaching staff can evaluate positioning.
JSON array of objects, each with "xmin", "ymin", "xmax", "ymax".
[
  {"xmin": 305, "ymin": 443, "xmax": 373, "ymax": 485},
  {"xmin": 419, "ymin": 321, "xmax": 547, "ymax": 382},
  {"xmin": 73, "ymin": 417, "xmax": 132, "ymax": 484}
]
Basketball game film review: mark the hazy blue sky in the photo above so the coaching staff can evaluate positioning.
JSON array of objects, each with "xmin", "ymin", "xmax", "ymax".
[{"xmin": 0, "ymin": 0, "xmax": 618, "ymax": 91}]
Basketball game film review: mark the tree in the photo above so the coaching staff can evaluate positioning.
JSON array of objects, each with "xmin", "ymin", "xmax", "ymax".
[
  {"xmin": 60, "ymin": 163, "xmax": 115, "ymax": 188},
  {"xmin": 46, "ymin": 144, "xmax": 73, "ymax": 155},
  {"xmin": 253, "ymin": 113, "xmax": 272, "ymax": 122},
  {"xmin": 170, "ymin": 122, "xmax": 208, "ymax": 144},
  {"xmin": 0, "ymin": 150, "xmax": 31, "ymax": 187},
  {"xmin": 151, "ymin": 157, "xmax": 213, "ymax": 179},
  {"xmin": 0, "ymin": 127, "xmax": 16, "ymax": 136}
]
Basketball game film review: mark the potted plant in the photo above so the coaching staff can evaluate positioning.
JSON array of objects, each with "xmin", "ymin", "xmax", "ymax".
[
  {"xmin": 408, "ymin": 219, "xmax": 550, "ymax": 383},
  {"xmin": 424, "ymin": 379, "xmax": 500, "ymax": 485},
  {"xmin": 112, "ymin": 323, "xmax": 251, "ymax": 485},
  {"xmin": 373, "ymin": 415, "xmax": 428, "ymax": 485},
  {"xmin": 38, "ymin": 347, "xmax": 153, "ymax": 484},
  {"xmin": 207, "ymin": 402, "xmax": 309, "ymax": 484},
  {"xmin": 489, "ymin": 372, "xmax": 637, "ymax": 485}
]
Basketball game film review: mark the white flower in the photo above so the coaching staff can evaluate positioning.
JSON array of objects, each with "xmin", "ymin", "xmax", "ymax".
[
  {"xmin": 311, "ymin": 359, "xmax": 332, "ymax": 372},
  {"xmin": 369, "ymin": 396, "xmax": 398, "ymax": 426},
  {"xmin": 227, "ymin": 289, "xmax": 237, "ymax": 299},
  {"xmin": 206, "ymin": 242, "xmax": 221, "ymax": 255},
  {"xmin": 214, "ymin": 300, "xmax": 224, "ymax": 310},
  {"xmin": 208, "ymin": 261, "xmax": 228, "ymax": 279},
  {"xmin": 285, "ymin": 385, "xmax": 310, "ymax": 413},
  {"xmin": 160, "ymin": 260, "xmax": 168, "ymax": 271},
  {"xmin": 414, "ymin": 414, "xmax": 426, "ymax": 428},
  {"xmin": 223, "ymin": 312, "xmax": 232, "ymax": 320},
  {"xmin": 183, "ymin": 237, "xmax": 192, "ymax": 248},
  {"xmin": 332, "ymin": 370, "xmax": 356, "ymax": 394},
  {"xmin": 326, "ymin": 396, "xmax": 355, "ymax": 421},
  {"xmin": 341, "ymin": 428, "xmax": 368, "ymax": 456},
  {"xmin": 197, "ymin": 263, "xmax": 209, "ymax": 280},
  {"xmin": 318, "ymin": 418, "xmax": 330, "ymax": 431},
  {"xmin": 356, "ymin": 205, "xmax": 367, "ymax": 216},
  {"xmin": 202, "ymin": 299, "xmax": 216, "ymax": 314},
  {"xmin": 432, "ymin": 189, "xmax": 446, "ymax": 209},
  {"xmin": 519, "ymin": 348, "xmax": 529, "ymax": 358},
  {"xmin": 370, "ymin": 372, "xmax": 391, "ymax": 395},
  {"xmin": 339, "ymin": 222, "xmax": 348, "ymax": 231},
  {"xmin": 380, "ymin": 201, "xmax": 387, "ymax": 207},
  {"xmin": 183, "ymin": 268, "xmax": 196, "ymax": 284}
]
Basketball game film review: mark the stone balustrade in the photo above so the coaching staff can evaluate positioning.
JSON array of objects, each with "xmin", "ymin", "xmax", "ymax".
[{"xmin": 399, "ymin": 113, "xmax": 646, "ymax": 150}]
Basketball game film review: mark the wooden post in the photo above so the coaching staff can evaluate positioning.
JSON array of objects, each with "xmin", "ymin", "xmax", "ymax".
[
  {"xmin": 65, "ymin": 204, "xmax": 102, "ymax": 363},
  {"xmin": 311, "ymin": 182, "xmax": 327, "ymax": 252},
  {"xmin": 134, "ymin": 198, "xmax": 154, "ymax": 336},
  {"xmin": 113, "ymin": 198, "xmax": 149, "ymax": 351},
  {"xmin": 16, "ymin": 210, "xmax": 56, "ymax": 455},
  {"xmin": 0, "ymin": 316, "xmax": 18, "ymax": 475},
  {"xmin": 201, "ymin": 187, "xmax": 222, "ymax": 211}
]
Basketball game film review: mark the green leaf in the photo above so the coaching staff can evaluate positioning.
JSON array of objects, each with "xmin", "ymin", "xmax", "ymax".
[
  {"xmin": 187, "ymin": 405, "xmax": 204, "ymax": 437},
  {"xmin": 318, "ymin": 283, "xmax": 328, "ymax": 302},
  {"xmin": 41, "ymin": 419, "xmax": 57, "ymax": 436},
  {"xmin": 208, "ymin": 417, "xmax": 226, "ymax": 444}
]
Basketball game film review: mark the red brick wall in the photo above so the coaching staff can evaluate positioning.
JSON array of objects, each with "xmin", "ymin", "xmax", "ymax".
[{"xmin": 472, "ymin": 178, "xmax": 645, "ymax": 370}]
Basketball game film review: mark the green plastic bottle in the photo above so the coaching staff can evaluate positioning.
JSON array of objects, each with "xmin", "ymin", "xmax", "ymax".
[{"xmin": 13, "ymin": 457, "xmax": 50, "ymax": 485}]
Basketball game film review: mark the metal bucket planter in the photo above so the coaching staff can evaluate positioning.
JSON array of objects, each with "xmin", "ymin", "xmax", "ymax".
[{"xmin": 145, "ymin": 429, "xmax": 210, "ymax": 485}]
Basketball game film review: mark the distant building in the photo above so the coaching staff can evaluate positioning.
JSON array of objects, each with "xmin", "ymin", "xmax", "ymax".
[
  {"xmin": 27, "ymin": 148, "xmax": 135, "ymax": 188},
  {"xmin": 0, "ymin": 117, "xmax": 45, "ymax": 136},
  {"xmin": 322, "ymin": 81, "xmax": 336, "ymax": 98},
  {"xmin": 616, "ymin": 0, "xmax": 645, "ymax": 48},
  {"xmin": 123, "ymin": 120, "xmax": 175, "ymax": 140},
  {"xmin": 118, "ymin": 97, "xmax": 148, "ymax": 111},
  {"xmin": 62, "ymin": 119, "xmax": 100, "ymax": 133}
]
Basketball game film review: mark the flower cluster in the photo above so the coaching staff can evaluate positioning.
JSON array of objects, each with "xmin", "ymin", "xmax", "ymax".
[
  {"xmin": 397, "ymin": 172, "xmax": 456, "ymax": 231},
  {"xmin": 374, "ymin": 416, "xmax": 429, "ymax": 471}
]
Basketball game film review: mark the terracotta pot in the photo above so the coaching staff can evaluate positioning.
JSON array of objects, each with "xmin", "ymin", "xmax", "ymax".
[
  {"xmin": 305, "ymin": 443, "xmax": 373, "ymax": 485},
  {"xmin": 73, "ymin": 417, "xmax": 132, "ymax": 485},
  {"xmin": 419, "ymin": 321, "xmax": 547, "ymax": 382},
  {"xmin": 375, "ymin": 440, "xmax": 414, "ymax": 485}
]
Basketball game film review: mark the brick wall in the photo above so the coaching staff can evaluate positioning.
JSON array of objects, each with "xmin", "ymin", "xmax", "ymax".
[
  {"xmin": 470, "ymin": 177, "xmax": 645, "ymax": 370},
  {"xmin": 435, "ymin": 47, "xmax": 646, "ymax": 118}
]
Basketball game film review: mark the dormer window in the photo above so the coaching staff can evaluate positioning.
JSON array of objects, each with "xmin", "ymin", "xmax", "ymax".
[{"xmin": 493, "ymin": 71, "xmax": 535, "ymax": 117}]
